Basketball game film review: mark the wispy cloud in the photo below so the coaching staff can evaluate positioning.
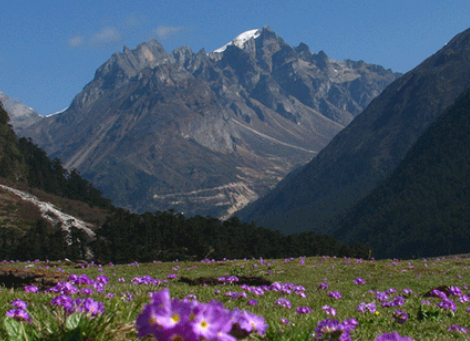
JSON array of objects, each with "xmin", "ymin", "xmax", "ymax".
[
  {"xmin": 91, "ymin": 27, "xmax": 122, "ymax": 46},
  {"xmin": 151, "ymin": 26, "xmax": 185, "ymax": 40},
  {"xmin": 68, "ymin": 27, "xmax": 122, "ymax": 49},
  {"xmin": 68, "ymin": 36, "xmax": 85, "ymax": 48}
]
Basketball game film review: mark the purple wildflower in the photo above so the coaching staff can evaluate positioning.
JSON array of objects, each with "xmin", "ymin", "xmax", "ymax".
[
  {"xmin": 95, "ymin": 274, "xmax": 109, "ymax": 284},
  {"xmin": 11, "ymin": 299, "xmax": 28, "ymax": 310},
  {"xmin": 357, "ymin": 302, "xmax": 377, "ymax": 313},
  {"xmin": 313, "ymin": 318, "xmax": 357, "ymax": 341},
  {"xmin": 24, "ymin": 285, "xmax": 39, "ymax": 293},
  {"xmin": 318, "ymin": 282, "xmax": 329, "ymax": 290},
  {"xmin": 322, "ymin": 305, "xmax": 337, "ymax": 316},
  {"xmin": 280, "ymin": 318, "xmax": 290, "ymax": 325},
  {"xmin": 192, "ymin": 301, "xmax": 233, "ymax": 340},
  {"xmin": 437, "ymin": 298, "xmax": 457, "ymax": 312},
  {"xmin": 6, "ymin": 309, "xmax": 31, "ymax": 323},
  {"xmin": 296, "ymin": 306, "xmax": 312, "ymax": 314},
  {"xmin": 329, "ymin": 291, "xmax": 342, "ymax": 299},
  {"xmin": 374, "ymin": 332, "xmax": 414, "ymax": 341},
  {"xmin": 275, "ymin": 298, "xmax": 292, "ymax": 309},
  {"xmin": 392, "ymin": 309, "xmax": 409, "ymax": 324},
  {"xmin": 51, "ymin": 295, "xmax": 75, "ymax": 313},
  {"xmin": 353, "ymin": 278, "xmax": 365, "ymax": 285},
  {"xmin": 449, "ymin": 325, "xmax": 469, "ymax": 333},
  {"xmin": 459, "ymin": 295, "xmax": 469, "ymax": 303},
  {"xmin": 246, "ymin": 300, "xmax": 258, "ymax": 306},
  {"xmin": 231, "ymin": 309, "xmax": 268, "ymax": 336},
  {"xmin": 448, "ymin": 286, "xmax": 462, "ymax": 297},
  {"xmin": 76, "ymin": 298, "xmax": 105, "ymax": 316}
]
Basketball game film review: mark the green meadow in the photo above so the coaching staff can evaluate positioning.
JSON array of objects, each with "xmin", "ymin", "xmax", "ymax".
[{"xmin": 1, "ymin": 256, "xmax": 469, "ymax": 340}]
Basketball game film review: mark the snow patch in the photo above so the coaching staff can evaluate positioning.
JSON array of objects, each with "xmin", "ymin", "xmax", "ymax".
[
  {"xmin": 0, "ymin": 184, "xmax": 95, "ymax": 258},
  {"xmin": 213, "ymin": 29, "xmax": 261, "ymax": 53},
  {"xmin": 47, "ymin": 107, "xmax": 69, "ymax": 117}
]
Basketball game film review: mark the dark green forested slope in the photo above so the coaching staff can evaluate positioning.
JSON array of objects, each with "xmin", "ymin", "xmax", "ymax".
[
  {"xmin": 335, "ymin": 87, "xmax": 470, "ymax": 259},
  {"xmin": 0, "ymin": 102, "xmax": 112, "ymax": 209},
  {"xmin": 0, "ymin": 103, "xmax": 27, "ymax": 180}
]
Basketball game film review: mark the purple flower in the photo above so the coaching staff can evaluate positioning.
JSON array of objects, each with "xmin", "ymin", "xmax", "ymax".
[
  {"xmin": 375, "ymin": 292, "xmax": 389, "ymax": 302},
  {"xmin": 329, "ymin": 291, "xmax": 342, "ymax": 299},
  {"xmin": 6, "ymin": 309, "xmax": 31, "ymax": 323},
  {"xmin": 275, "ymin": 298, "xmax": 292, "ymax": 309},
  {"xmin": 80, "ymin": 287, "xmax": 94, "ymax": 296},
  {"xmin": 95, "ymin": 274, "xmax": 109, "ymax": 284},
  {"xmin": 11, "ymin": 299, "xmax": 28, "ymax": 310},
  {"xmin": 402, "ymin": 288, "xmax": 412, "ymax": 295},
  {"xmin": 448, "ymin": 286, "xmax": 462, "ymax": 297},
  {"xmin": 322, "ymin": 305, "xmax": 337, "ymax": 317},
  {"xmin": 24, "ymin": 285, "xmax": 39, "ymax": 293},
  {"xmin": 459, "ymin": 295, "xmax": 469, "ymax": 303},
  {"xmin": 231, "ymin": 309, "xmax": 268, "ymax": 336},
  {"xmin": 429, "ymin": 289, "xmax": 447, "ymax": 299},
  {"xmin": 280, "ymin": 318, "xmax": 290, "ymax": 325},
  {"xmin": 51, "ymin": 295, "xmax": 75, "ymax": 313},
  {"xmin": 449, "ymin": 325, "xmax": 469, "ymax": 333},
  {"xmin": 354, "ymin": 278, "xmax": 365, "ymax": 285},
  {"xmin": 318, "ymin": 282, "xmax": 329, "ymax": 290},
  {"xmin": 296, "ymin": 306, "xmax": 312, "ymax": 314},
  {"xmin": 246, "ymin": 300, "xmax": 258, "ymax": 306},
  {"xmin": 192, "ymin": 301, "xmax": 233, "ymax": 340},
  {"xmin": 167, "ymin": 274, "xmax": 177, "ymax": 279},
  {"xmin": 357, "ymin": 302, "xmax": 377, "ymax": 313},
  {"xmin": 392, "ymin": 309, "xmax": 409, "ymax": 324},
  {"xmin": 313, "ymin": 318, "xmax": 357, "ymax": 340},
  {"xmin": 374, "ymin": 332, "xmax": 414, "ymax": 341},
  {"xmin": 76, "ymin": 298, "xmax": 105, "ymax": 316},
  {"xmin": 437, "ymin": 298, "xmax": 457, "ymax": 312}
]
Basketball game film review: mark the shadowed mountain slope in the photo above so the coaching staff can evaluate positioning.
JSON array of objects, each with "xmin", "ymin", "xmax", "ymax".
[
  {"xmin": 237, "ymin": 27, "xmax": 470, "ymax": 234},
  {"xmin": 335, "ymin": 87, "xmax": 470, "ymax": 259}
]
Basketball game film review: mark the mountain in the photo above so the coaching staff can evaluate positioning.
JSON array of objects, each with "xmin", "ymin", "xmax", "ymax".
[
  {"xmin": 335, "ymin": 87, "xmax": 470, "ymax": 259},
  {"xmin": 0, "ymin": 92, "xmax": 43, "ymax": 135},
  {"xmin": 237, "ymin": 27, "xmax": 470, "ymax": 233},
  {"xmin": 19, "ymin": 26, "xmax": 399, "ymax": 217}
]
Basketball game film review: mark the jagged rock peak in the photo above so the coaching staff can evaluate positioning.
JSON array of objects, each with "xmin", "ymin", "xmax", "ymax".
[{"xmin": 213, "ymin": 28, "xmax": 262, "ymax": 53}]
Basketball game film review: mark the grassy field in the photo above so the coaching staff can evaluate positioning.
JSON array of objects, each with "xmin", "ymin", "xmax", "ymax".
[{"xmin": 1, "ymin": 255, "xmax": 469, "ymax": 340}]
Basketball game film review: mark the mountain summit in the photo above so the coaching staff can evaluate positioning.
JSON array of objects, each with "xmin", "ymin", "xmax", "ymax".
[
  {"xmin": 19, "ymin": 27, "xmax": 399, "ymax": 216},
  {"xmin": 237, "ymin": 26, "xmax": 470, "ymax": 233}
]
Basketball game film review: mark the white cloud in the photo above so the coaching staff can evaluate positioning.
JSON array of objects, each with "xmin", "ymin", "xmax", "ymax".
[
  {"xmin": 68, "ymin": 36, "xmax": 85, "ymax": 48},
  {"xmin": 69, "ymin": 26, "xmax": 123, "ymax": 49},
  {"xmin": 91, "ymin": 27, "xmax": 122, "ymax": 46},
  {"xmin": 152, "ymin": 26, "xmax": 185, "ymax": 40}
]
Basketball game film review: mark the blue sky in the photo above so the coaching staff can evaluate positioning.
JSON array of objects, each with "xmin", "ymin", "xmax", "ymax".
[{"xmin": 2, "ymin": 0, "xmax": 470, "ymax": 116}]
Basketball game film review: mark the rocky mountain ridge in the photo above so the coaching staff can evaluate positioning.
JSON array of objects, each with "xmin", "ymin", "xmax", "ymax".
[
  {"xmin": 18, "ymin": 26, "xmax": 400, "ymax": 216},
  {"xmin": 237, "ymin": 26, "xmax": 470, "ymax": 233}
]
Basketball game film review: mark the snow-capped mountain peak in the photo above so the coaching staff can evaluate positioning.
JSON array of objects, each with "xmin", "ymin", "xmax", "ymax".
[{"xmin": 213, "ymin": 29, "xmax": 261, "ymax": 53}]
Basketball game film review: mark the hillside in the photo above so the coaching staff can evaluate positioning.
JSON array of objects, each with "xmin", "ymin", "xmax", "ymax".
[
  {"xmin": 334, "ymin": 87, "xmax": 470, "ymax": 259},
  {"xmin": 237, "ymin": 26, "xmax": 470, "ymax": 234},
  {"xmin": 18, "ymin": 26, "xmax": 399, "ymax": 217},
  {"xmin": 0, "ymin": 102, "xmax": 113, "ymax": 260}
]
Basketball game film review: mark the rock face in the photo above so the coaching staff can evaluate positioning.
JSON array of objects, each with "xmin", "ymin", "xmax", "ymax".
[
  {"xmin": 0, "ymin": 92, "xmax": 43, "ymax": 134},
  {"xmin": 20, "ymin": 26, "xmax": 400, "ymax": 216},
  {"xmin": 237, "ymin": 27, "xmax": 470, "ymax": 234}
]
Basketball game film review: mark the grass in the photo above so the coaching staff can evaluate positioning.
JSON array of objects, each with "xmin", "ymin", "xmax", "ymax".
[{"xmin": 1, "ymin": 256, "xmax": 470, "ymax": 340}]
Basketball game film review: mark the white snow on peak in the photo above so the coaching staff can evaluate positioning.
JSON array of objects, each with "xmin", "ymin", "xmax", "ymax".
[
  {"xmin": 46, "ymin": 107, "xmax": 69, "ymax": 117},
  {"xmin": 213, "ymin": 29, "xmax": 261, "ymax": 53}
]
